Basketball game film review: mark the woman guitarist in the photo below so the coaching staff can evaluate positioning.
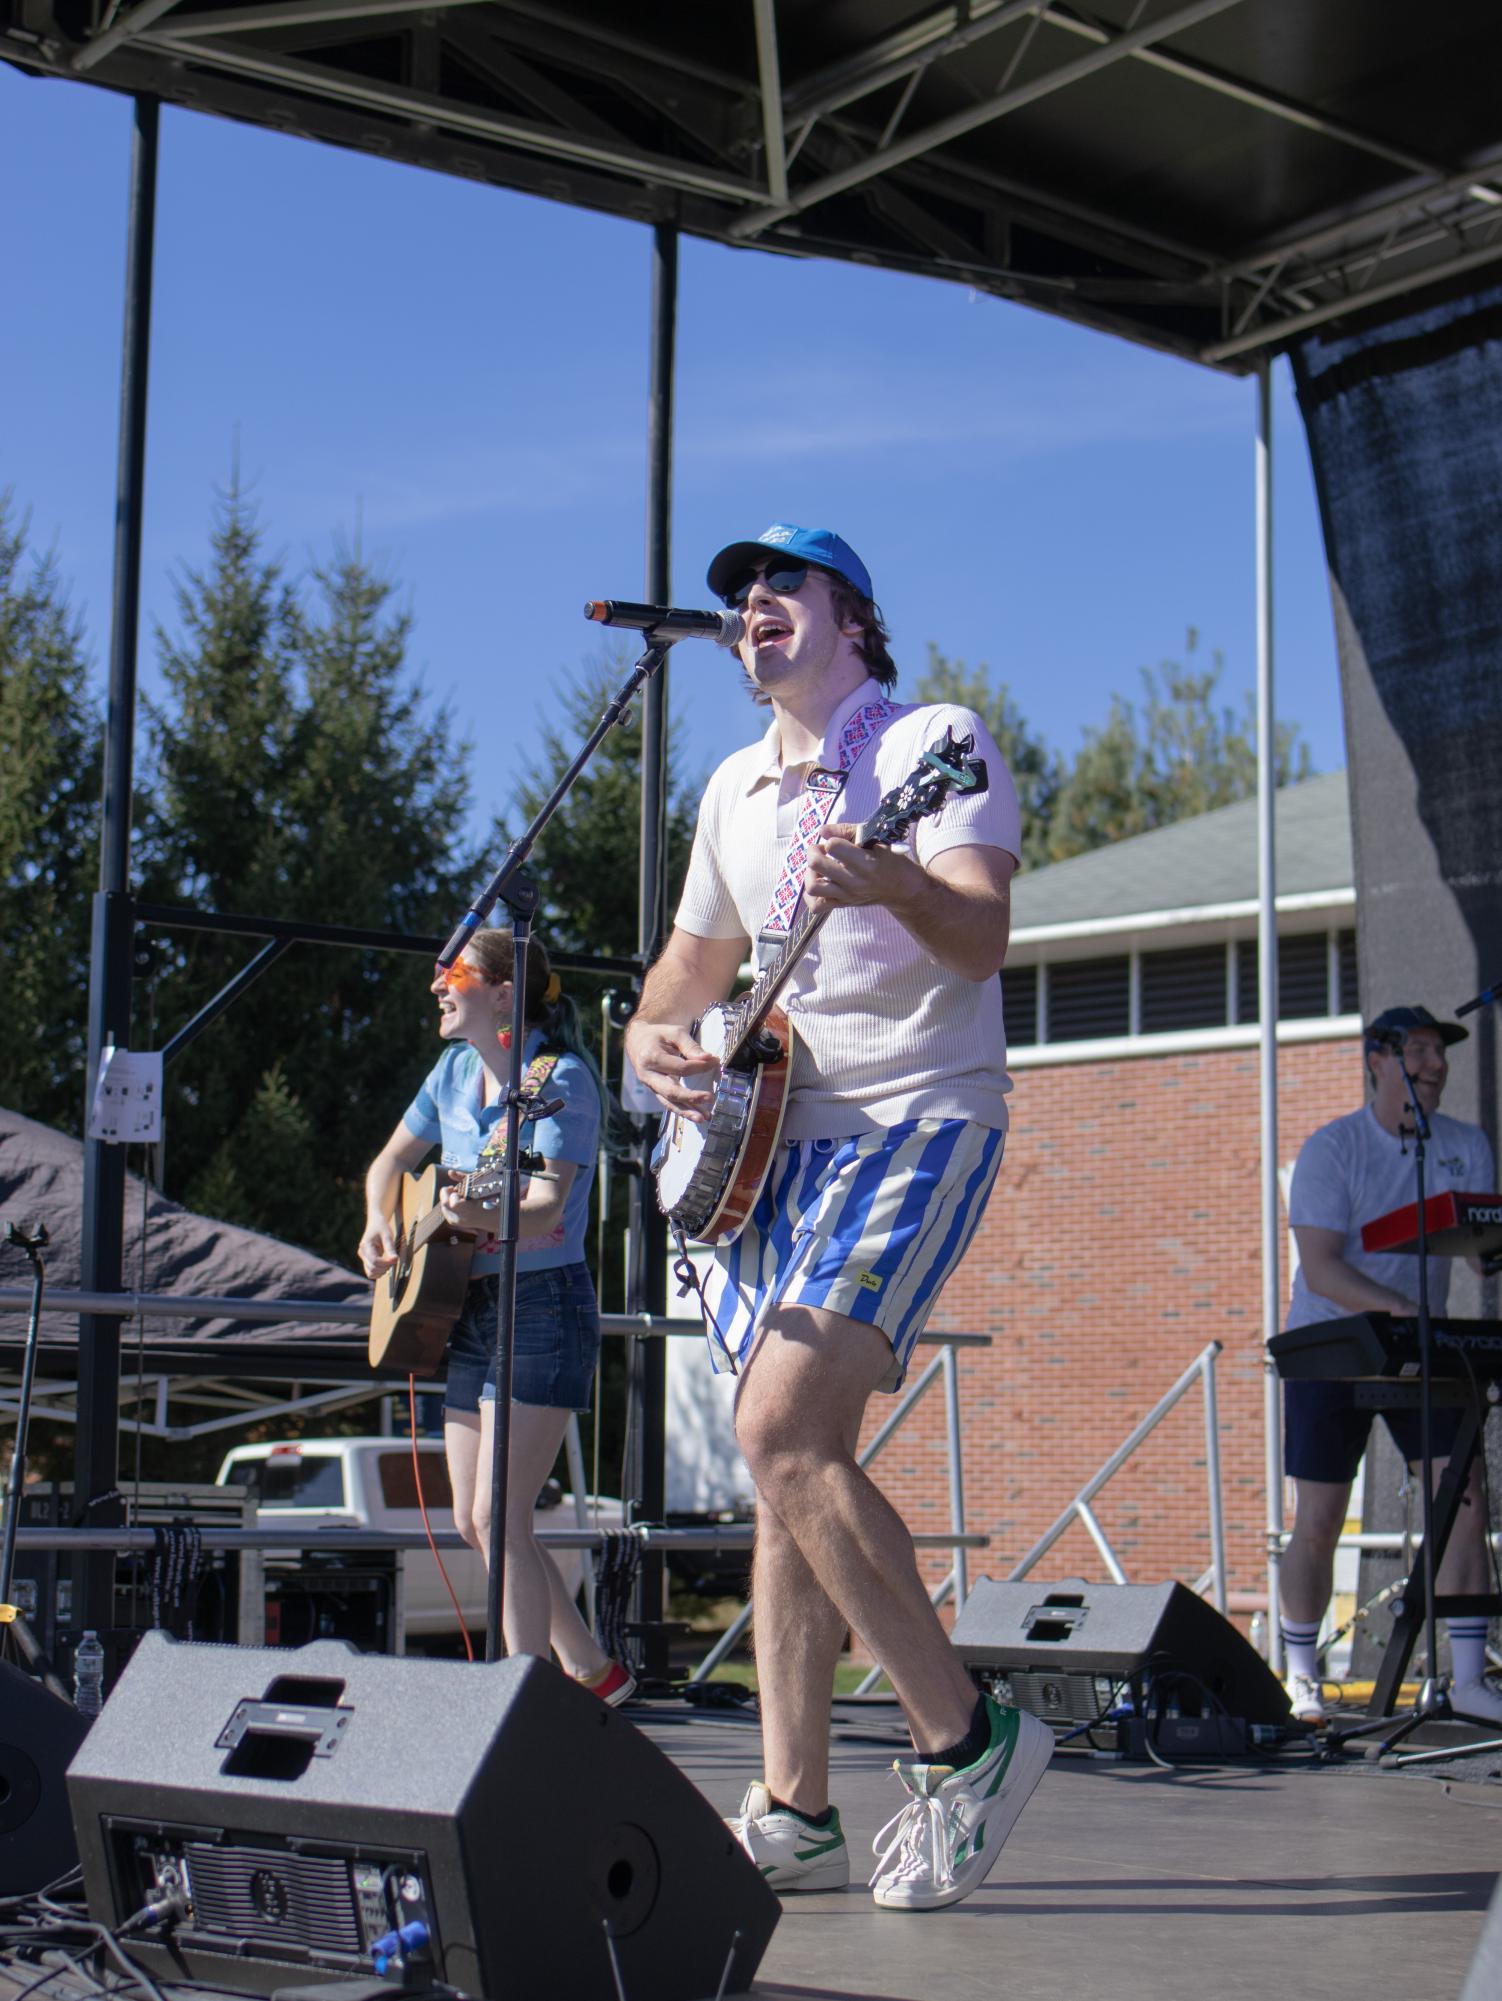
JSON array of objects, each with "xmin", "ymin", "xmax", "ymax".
[{"xmin": 359, "ymin": 929, "xmax": 632, "ymax": 1702}]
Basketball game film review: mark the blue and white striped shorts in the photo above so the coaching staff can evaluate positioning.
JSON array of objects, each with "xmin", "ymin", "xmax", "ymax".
[{"xmin": 702, "ymin": 1117, "xmax": 1004, "ymax": 1393}]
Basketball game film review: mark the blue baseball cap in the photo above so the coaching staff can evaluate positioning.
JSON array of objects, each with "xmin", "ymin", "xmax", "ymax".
[{"xmin": 706, "ymin": 523, "xmax": 874, "ymax": 604}]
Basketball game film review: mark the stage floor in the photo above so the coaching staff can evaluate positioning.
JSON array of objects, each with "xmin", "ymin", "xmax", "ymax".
[{"xmin": 641, "ymin": 1699, "xmax": 1502, "ymax": 2001}]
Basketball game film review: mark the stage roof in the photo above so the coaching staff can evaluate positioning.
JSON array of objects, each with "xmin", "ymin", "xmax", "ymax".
[{"xmin": 6, "ymin": 1, "xmax": 1502, "ymax": 372}]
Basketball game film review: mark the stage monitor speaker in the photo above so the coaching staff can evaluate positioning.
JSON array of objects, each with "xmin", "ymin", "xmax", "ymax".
[
  {"xmin": 951, "ymin": 1578, "xmax": 1290, "ymax": 1739},
  {"xmin": 67, "ymin": 1633, "xmax": 778, "ymax": 2000},
  {"xmin": 0, "ymin": 1658, "xmax": 90, "ymax": 1896}
]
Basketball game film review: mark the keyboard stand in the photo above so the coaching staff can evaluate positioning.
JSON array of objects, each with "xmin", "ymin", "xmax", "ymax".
[{"xmin": 1350, "ymin": 1392, "xmax": 1502, "ymax": 1716}]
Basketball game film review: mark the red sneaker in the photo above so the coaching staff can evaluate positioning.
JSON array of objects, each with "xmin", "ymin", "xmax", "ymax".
[{"xmin": 581, "ymin": 1660, "xmax": 636, "ymax": 1706}]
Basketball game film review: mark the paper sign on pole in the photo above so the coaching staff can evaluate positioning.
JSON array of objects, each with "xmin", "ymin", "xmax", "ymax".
[{"xmin": 87, "ymin": 1045, "xmax": 164, "ymax": 1144}]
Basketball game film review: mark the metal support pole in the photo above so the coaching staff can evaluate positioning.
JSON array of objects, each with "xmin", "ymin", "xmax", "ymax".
[
  {"xmin": 1202, "ymin": 1343, "xmax": 1227, "ymax": 1613},
  {"xmin": 76, "ymin": 94, "xmax": 159, "ymax": 1642},
  {"xmin": 625, "ymin": 221, "xmax": 678, "ymax": 1680},
  {"xmin": 1255, "ymin": 357, "xmax": 1285, "ymax": 1675},
  {"xmin": 942, "ymin": 1342, "xmax": 969, "ymax": 1611}
]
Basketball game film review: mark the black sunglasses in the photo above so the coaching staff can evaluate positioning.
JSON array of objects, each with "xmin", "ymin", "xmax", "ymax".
[{"xmin": 720, "ymin": 559, "xmax": 810, "ymax": 608}]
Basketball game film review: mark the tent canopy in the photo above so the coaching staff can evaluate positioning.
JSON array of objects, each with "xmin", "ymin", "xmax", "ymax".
[
  {"xmin": 5, "ymin": 0, "xmax": 1502, "ymax": 370},
  {"xmin": 0, "ymin": 1105, "xmax": 367, "ymax": 1352}
]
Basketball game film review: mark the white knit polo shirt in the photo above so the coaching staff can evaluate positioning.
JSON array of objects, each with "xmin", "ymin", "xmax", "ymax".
[{"xmin": 675, "ymin": 680, "xmax": 1022, "ymax": 1141}]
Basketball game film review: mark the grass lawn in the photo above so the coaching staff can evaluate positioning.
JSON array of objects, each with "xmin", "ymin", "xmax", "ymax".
[{"xmin": 699, "ymin": 1660, "xmax": 887, "ymax": 1696}]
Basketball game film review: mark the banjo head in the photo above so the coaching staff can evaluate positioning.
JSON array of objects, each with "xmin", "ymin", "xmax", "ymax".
[{"xmin": 652, "ymin": 1005, "xmax": 732, "ymax": 1214}]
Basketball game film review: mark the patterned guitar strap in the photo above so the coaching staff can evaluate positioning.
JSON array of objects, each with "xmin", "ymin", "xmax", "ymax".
[
  {"xmin": 474, "ymin": 1050, "xmax": 560, "ymax": 1251},
  {"xmin": 757, "ymin": 695, "xmax": 898, "ymax": 964},
  {"xmin": 673, "ymin": 701, "xmax": 898, "ymax": 1370}
]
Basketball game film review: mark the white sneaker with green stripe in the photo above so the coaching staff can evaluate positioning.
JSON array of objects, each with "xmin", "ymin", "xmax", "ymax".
[
  {"xmin": 870, "ymin": 1698, "xmax": 1053, "ymax": 1911},
  {"xmin": 727, "ymin": 1783, "xmax": 850, "ymax": 1891}
]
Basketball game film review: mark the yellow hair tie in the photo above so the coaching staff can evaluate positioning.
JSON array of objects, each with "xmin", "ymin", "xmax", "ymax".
[{"xmin": 543, "ymin": 971, "xmax": 562, "ymax": 1005}]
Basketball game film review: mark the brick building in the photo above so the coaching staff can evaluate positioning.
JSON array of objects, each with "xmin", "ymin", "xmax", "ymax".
[{"xmin": 869, "ymin": 771, "xmax": 1363, "ymax": 1629}]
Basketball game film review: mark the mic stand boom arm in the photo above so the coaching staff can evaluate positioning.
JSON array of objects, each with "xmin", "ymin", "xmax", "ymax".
[{"xmin": 434, "ymin": 641, "xmax": 671, "ymax": 1666}]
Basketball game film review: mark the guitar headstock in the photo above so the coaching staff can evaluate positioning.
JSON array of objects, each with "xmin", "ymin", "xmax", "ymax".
[
  {"xmin": 855, "ymin": 727, "xmax": 989, "ymax": 849},
  {"xmin": 463, "ymin": 1144, "xmax": 548, "ymax": 1207}
]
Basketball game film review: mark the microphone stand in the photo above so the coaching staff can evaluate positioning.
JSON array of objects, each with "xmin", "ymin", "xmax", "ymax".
[
  {"xmin": 1456, "ymin": 975, "xmax": 1502, "ymax": 1018},
  {"xmin": 1401, "ymin": 1051, "xmax": 1443, "ymax": 1729},
  {"xmin": 435, "ymin": 640, "xmax": 673, "ymax": 1664},
  {"xmin": 1328, "ymin": 1049, "xmax": 1496, "ymax": 1756},
  {"xmin": 1, "ymin": 1224, "xmax": 49, "ymax": 1621}
]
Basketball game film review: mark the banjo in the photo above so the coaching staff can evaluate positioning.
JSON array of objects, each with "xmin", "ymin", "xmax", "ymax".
[{"xmin": 653, "ymin": 727, "xmax": 988, "ymax": 1246}]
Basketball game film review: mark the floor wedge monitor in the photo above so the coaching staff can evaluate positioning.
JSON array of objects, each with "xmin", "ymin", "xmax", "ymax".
[
  {"xmin": 0, "ymin": 1659, "xmax": 90, "ymax": 1896},
  {"xmin": 951, "ymin": 1578, "xmax": 1289, "ymax": 1752},
  {"xmin": 66, "ymin": 1633, "xmax": 778, "ymax": 2000}
]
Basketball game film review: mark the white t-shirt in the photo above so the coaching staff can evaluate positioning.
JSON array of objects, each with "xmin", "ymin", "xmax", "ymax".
[
  {"xmin": 675, "ymin": 679, "xmax": 1022, "ymax": 1141},
  {"xmin": 1286, "ymin": 1103, "xmax": 1495, "ymax": 1327}
]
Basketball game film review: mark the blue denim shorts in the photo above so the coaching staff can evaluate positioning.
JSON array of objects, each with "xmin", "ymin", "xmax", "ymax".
[{"xmin": 444, "ymin": 1264, "xmax": 601, "ymax": 1413}]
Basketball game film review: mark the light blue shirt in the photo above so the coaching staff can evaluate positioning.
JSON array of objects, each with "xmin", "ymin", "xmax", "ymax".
[{"xmin": 402, "ymin": 1031, "xmax": 600, "ymax": 1273}]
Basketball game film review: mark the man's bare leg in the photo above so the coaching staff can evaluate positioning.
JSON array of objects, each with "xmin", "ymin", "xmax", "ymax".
[
  {"xmin": 750, "ymin": 1475, "xmax": 859, "ymax": 1815},
  {"xmin": 734, "ymin": 1302, "xmax": 977, "ymax": 1805},
  {"xmin": 1280, "ymin": 1477, "xmax": 1352, "ymax": 1627},
  {"xmin": 1433, "ymin": 1458, "xmax": 1491, "ymax": 1598}
]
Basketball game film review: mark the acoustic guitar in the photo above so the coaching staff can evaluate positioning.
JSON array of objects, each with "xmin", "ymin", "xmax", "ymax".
[
  {"xmin": 367, "ymin": 1149, "xmax": 545, "ymax": 1376},
  {"xmin": 652, "ymin": 726, "xmax": 988, "ymax": 1245}
]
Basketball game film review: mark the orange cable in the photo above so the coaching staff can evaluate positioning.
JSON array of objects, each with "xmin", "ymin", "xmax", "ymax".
[{"xmin": 408, "ymin": 1376, "xmax": 474, "ymax": 1661}]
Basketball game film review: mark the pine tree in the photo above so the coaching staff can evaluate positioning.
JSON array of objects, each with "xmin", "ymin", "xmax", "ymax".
[
  {"xmin": 502, "ymin": 649, "xmax": 702, "ymax": 958},
  {"xmin": 0, "ymin": 494, "xmax": 103, "ymax": 1126},
  {"xmin": 1046, "ymin": 633, "xmax": 1314, "ymax": 861},
  {"xmin": 143, "ymin": 484, "xmax": 477, "ymax": 1261},
  {"xmin": 913, "ymin": 647, "xmax": 1061, "ymax": 869}
]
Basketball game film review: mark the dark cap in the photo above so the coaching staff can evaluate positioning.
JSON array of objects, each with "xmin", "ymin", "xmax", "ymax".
[{"xmin": 1364, "ymin": 1004, "xmax": 1468, "ymax": 1050}]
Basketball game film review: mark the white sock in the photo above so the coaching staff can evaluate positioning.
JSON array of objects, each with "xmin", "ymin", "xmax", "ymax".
[
  {"xmin": 1448, "ymin": 1618, "xmax": 1490, "ymax": 1687},
  {"xmin": 1281, "ymin": 1619, "xmax": 1321, "ymax": 1680}
]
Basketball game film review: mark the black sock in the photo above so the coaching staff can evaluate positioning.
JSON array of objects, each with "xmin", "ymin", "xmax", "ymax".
[
  {"xmin": 924, "ymin": 1694, "xmax": 991, "ymax": 1770},
  {"xmin": 770, "ymin": 1795, "xmax": 834, "ymax": 1828}
]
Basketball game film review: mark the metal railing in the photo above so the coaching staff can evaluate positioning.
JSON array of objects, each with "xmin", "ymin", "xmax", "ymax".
[{"xmin": 1005, "ymin": 1340, "xmax": 1228, "ymax": 1613}]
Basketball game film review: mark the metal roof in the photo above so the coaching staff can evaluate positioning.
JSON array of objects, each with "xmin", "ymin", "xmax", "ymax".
[
  {"xmin": 7, "ymin": 2, "xmax": 1502, "ymax": 372},
  {"xmin": 1010, "ymin": 766, "xmax": 1352, "ymax": 929}
]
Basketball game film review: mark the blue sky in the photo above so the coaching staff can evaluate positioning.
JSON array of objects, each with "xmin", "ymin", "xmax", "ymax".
[{"xmin": 3, "ymin": 62, "xmax": 1344, "ymax": 846}]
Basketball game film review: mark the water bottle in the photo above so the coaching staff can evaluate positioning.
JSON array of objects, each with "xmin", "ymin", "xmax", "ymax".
[
  {"xmin": 73, "ymin": 1630, "xmax": 105, "ymax": 1718},
  {"xmin": 1249, "ymin": 1610, "xmax": 1267, "ymax": 1661}
]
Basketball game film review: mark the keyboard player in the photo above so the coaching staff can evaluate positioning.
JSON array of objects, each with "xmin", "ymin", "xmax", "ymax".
[{"xmin": 1279, "ymin": 1004, "xmax": 1500, "ymax": 1724}]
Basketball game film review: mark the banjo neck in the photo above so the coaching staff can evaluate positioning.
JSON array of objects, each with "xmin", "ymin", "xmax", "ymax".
[
  {"xmin": 710, "ymin": 725, "xmax": 988, "ymax": 1077},
  {"xmin": 725, "ymin": 900, "xmax": 831, "ymax": 1063}
]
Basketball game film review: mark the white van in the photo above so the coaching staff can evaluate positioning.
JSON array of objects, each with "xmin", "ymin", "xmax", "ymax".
[{"xmin": 214, "ymin": 1437, "xmax": 622, "ymax": 1644}]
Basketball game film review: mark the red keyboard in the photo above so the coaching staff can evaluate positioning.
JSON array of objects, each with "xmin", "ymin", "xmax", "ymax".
[{"xmin": 1359, "ymin": 1190, "xmax": 1502, "ymax": 1259}]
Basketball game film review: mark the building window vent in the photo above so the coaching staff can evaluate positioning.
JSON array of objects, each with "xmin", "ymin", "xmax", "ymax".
[
  {"xmin": 1048, "ymin": 955, "xmax": 1130, "ymax": 1042},
  {"xmin": 1237, "ymin": 932, "xmax": 1337, "ymax": 1022},
  {"xmin": 1337, "ymin": 928, "xmax": 1358, "ymax": 1014},
  {"xmin": 1001, "ymin": 965, "xmax": 1038, "ymax": 1046},
  {"xmin": 1139, "ymin": 945, "xmax": 1227, "ymax": 1034}
]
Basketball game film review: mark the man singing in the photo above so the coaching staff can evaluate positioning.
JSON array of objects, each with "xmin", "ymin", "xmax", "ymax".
[{"xmin": 625, "ymin": 524, "xmax": 1051, "ymax": 1912}]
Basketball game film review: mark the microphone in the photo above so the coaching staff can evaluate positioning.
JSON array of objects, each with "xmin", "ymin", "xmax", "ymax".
[{"xmin": 583, "ymin": 599, "xmax": 745, "ymax": 647}]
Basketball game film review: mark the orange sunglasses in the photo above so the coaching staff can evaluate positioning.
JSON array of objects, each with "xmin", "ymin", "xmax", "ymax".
[{"xmin": 434, "ymin": 957, "xmax": 484, "ymax": 992}]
